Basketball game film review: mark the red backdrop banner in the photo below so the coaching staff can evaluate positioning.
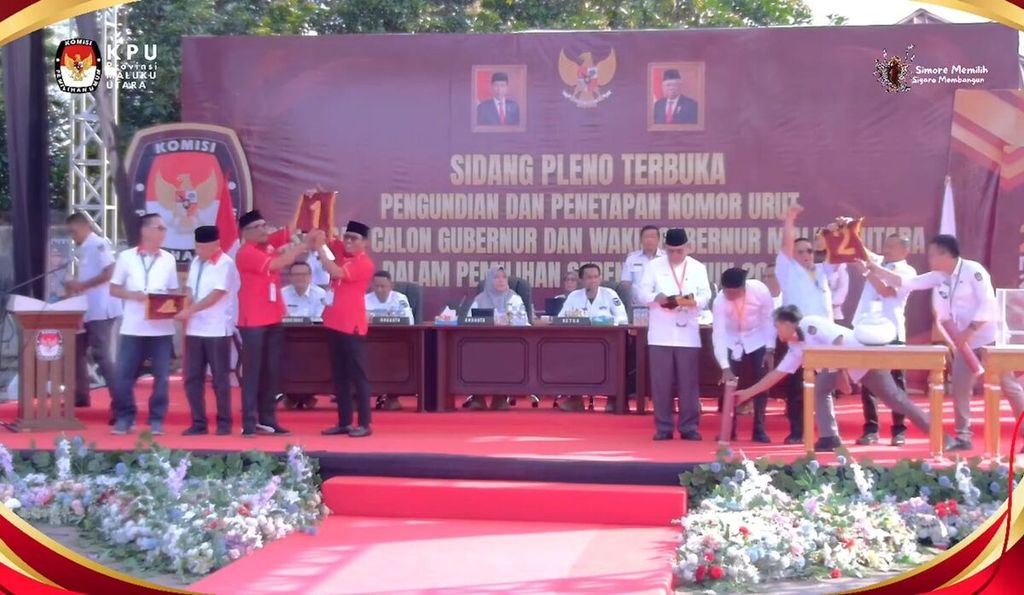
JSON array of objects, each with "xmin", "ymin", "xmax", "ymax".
[{"xmin": 180, "ymin": 25, "xmax": 1018, "ymax": 326}]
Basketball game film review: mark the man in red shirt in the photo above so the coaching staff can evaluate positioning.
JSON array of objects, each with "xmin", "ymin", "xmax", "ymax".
[
  {"xmin": 235, "ymin": 210, "xmax": 307, "ymax": 437},
  {"xmin": 315, "ymin": 221, "xmax": 376, "ymax": 437}
]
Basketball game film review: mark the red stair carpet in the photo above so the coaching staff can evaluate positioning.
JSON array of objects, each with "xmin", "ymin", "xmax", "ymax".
[{"xmin": 189, "ymin": 477, "xmax": 684, "ymax": 594}]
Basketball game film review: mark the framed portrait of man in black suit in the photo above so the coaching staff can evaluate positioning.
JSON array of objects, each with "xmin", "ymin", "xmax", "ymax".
[
  {"xmin": 647, "ymin": 62, "xmax": 705, "ymax": 132},
  {"xmin": 472, "ymin": 65, "xmax": 527, "ymax": 133}
]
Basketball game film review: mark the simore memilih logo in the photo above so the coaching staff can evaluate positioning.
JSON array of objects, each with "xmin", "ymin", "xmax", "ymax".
[{"xmin": 54, "ymin": 38, "xmax": 102, "ymax": 93}]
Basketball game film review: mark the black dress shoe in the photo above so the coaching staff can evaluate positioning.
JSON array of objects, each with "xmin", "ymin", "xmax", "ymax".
[
  {"xmin": 679, "ymin": 430, "xmax": 703, "ymax": 441},
  {"xmin": 215, "ymin": 427, "xmax": 231, "ymax": 436},
  {"xmin": 814, "ymin": 436, "xmax": 843, "ymax": 452},
  {"xmin": 321, "ymin": 425, "xmax": 353, "ymax": 436},
  {"xmin": 752, "ymin": 432, "xmax": 772, "ymax": 444},
  {"xmin": 348, "ymin": 426, "xmax": 373, "ymax": 438},
  {"xmin": 269, "ymin": 425, "xmax": 290, "ymax": 435},
  {"xmin": 856, "ymin": 432, "xmax": 879, "ymax": 446},
  {"xmin": 890, "ymin": 432, "xmax": 907, "ymax": 446},
  {"xmin": 652, "ymin": 431, "xmax": 673, "ymax": 441},
  {"xmin": 241, "ymin": 429, "xmax": 256, "ymax": 438},
  {"xmin": 783, "ymin": 434, "xmax": 803, "ymax": 445},
  {"xmin": 182, "ymin": 426, "xmax": 208, "ymax": 436}
]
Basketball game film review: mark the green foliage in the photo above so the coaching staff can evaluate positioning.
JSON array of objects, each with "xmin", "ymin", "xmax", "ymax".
[{"xmin": 679, "ymin": 449, "xmax": 1016, "ymax": 507}]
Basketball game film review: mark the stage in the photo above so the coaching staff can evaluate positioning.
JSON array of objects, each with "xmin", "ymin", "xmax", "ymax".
[{"xmin": 1, "ymin": 377, "xmax": 1020, "ymax": 485}]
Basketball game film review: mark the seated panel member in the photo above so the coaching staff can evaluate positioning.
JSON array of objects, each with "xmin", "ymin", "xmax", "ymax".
[
  {"xmin": 734, "ymin": 306, "xmax": 953, "ymax": 452},
  {"xmin": 558, "ymin": 263, "xmax": 628, "ymax": 325},
  {"xmin": 555, "ymin": 263, "xmax": 628, "ymax": 413},
  {"xmin": 282, "ymin": 261, "xmax": 328, "ymax": 319},
  {"xmin": 466, "ymin": 266, "xmax": 528, "ymax": 411},
  {"xmin": 555, "ymin": 270, "xmax": 579, "ymax": 299},
  {"xmin": 365, "ymin": 270, "xmax": 414, "ymax": 322},
  {"xmin": 366, "ymin": 270, "xmax": 414, "ymax": 412},
  {"xmin": 711, "ymin": 267, "xmax": 775, "ymax": 443}
]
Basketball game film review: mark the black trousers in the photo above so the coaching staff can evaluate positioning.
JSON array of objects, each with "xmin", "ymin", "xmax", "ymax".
[
  {"xmin": 728, "ymin": 347, "xmax": 769, "ymax": 439},
  {"xmin": 784, "ymin": 366, "xmax": 804, "ymax": 437},
  {"xmin": 861, "ymin": 340, "xmax": 907, "ymax": 435},
  {"xmin": 239, "ymin": 324, "xmax": 283, "ymax": 432},
  {"xmin": 328, "ymin": 329, "xmax": 372, "ymax": 428},
  {"xmin": 184, "ymin": 335, "xmax": 232, "ymax": 430}
]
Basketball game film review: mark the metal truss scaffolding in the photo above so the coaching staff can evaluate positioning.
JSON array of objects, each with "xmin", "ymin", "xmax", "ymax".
[{"xmin": 67, "ymin": 6, "xmax": 120, "ymax": 244}]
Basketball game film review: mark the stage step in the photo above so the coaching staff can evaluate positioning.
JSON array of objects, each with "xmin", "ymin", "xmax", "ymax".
[{"xmin": 322, "ymin": 476, "xmax": 687, "ymax": 526}]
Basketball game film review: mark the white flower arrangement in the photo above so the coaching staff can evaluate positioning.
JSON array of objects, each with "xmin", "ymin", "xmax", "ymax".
[
  {"xmin": 0, "ymin": 437, "xmax": 327, "ymax": 578},
  {"xmin": 675, "ymin": 453, "xmax": 1013, "ymax": 592}
]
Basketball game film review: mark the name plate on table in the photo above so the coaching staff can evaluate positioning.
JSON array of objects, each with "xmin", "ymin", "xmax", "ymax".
[
  {"xmin": 553, "ymin": 317, "xmax": 592, "ymax": 326},
  {"xmin": 146, "ymin": 294, "xmax": 184, "ymax": 320},
  {"xmin": 371, "ymin": 316, "xmax": 410, "ymax": 325},
  {"xmin": 282, "ymin": 316, "xmax": 313, "ymax": 325},
  {"xmin": 460, "ymin": 316, "xmax": 494, "ymax": 326}
]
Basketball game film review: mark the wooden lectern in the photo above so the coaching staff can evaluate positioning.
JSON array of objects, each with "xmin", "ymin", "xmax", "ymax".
[{"xmin": 7, "ymin": 295, "xmax": 87, "ymax": 431}]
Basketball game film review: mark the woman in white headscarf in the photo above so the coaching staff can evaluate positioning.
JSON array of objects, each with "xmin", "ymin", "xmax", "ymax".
[{"xmin": 466, "ymin": 266, "xmax": 527, "ymax": 410}]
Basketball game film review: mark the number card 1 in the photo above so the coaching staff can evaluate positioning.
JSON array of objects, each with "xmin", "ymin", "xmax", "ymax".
[
  {"xmin": 294, "ymin": 190, "xmax": 337, "ymax": 235},
  {"xmin": 820, "ymin": 218, "xmax": 869, "ymax": 264}
]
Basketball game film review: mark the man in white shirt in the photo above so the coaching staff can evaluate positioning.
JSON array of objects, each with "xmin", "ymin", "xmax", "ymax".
[
  {"xmin": 555, "ymin": 263, "xmax": 629, "ymax": 412},
  {"xmin": 637, "ymin": 228, "xmax": 712, "ymax": 440},
  {"xmin": 175, "ymin": 226, "xmax": 234, "ymax": 436},
  {"xmin": 734, "ymin": 306, "xmax": 948, "ymax": 452},
  {"xmin": 868, "ymin": 234, "xmax": 1024, "ymax": 451},
  {"xmin": 774, "ymin": 204, "xmax": 834, "ymax": 444},
  {"xmin": 850, "ymin": 233, "xmax": 916, "ymax": 446},
  {"xmin": 365, "ymin": 270, "xmax": 415, "ymax": 322},
  {"xmin": 558, "ymin": 263, "xmax": 629, "ymax": 324},
  {"xmin": 763, "ymin": 264, "xmax": 783, "ymax": 309},
  {"xmin": 282, "ymin": 261, "xmax": 328, "ymax": 319},
  {"xmin": 108, "ymin": 214, "xmax": 180, "ymax": 436},
  {"xmin": 815, "ymin": 236, "xmax": 849, "ymax": 322},
  {"xmin": 711, "ymin": 268, "xmax": 776, "ymax": 443},
  {"xmin": 64, "ymin": 212, "xmax": 121, "ymax": 417},
  {"xmin": 364, "ymin": 269, "xmax": 415, "ymax": 412},
  {"xmin": 304, "ymin": 249, "xmax": 332, "ymax": 288},
  {"xmin": 620, "ymin": 225, "xmax": 665, "ymax": 306}
]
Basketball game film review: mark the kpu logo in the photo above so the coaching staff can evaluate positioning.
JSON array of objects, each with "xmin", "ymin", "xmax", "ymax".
[{"xmin": 54, "ymin": 38, "xmax": 102, "ymax": 93}]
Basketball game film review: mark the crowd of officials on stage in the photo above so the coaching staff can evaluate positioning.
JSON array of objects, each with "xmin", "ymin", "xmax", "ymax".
[{"xmin": 64, "ymin": 202, "xmax": 1024, "ymax": 450}]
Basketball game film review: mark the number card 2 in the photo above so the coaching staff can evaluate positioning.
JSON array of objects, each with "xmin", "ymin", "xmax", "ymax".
[{"xmin": 820, "ymin": 218, "xmax": 869, "ymax": 264}]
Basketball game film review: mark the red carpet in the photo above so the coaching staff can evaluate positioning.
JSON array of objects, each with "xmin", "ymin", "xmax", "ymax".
[
  {"xmin": 0, "ymin": 377, "xmax": 1019, "ymax": 465},
  {"xmin": 189, "ymin": 477, "xmax": 681, "ymax": 594}
]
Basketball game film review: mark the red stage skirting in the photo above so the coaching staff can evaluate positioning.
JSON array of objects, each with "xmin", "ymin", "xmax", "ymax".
[
  {"xmin": 190, "ymin": 476, "xmax": 681, "ymax": 594},
  {"xmin": 0, "ymin": 377, "xmax": 1020, "ymax": 466}
]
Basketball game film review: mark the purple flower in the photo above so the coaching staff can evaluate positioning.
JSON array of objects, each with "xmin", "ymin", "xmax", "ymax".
[
  {"xmin": 939, "ymin": 476, "xmax": 951, "ymax": 488},
  {"xmin": 710, "ymin": 462, "xmax": 722, "ymax": 474},
  {"xmin": 921, "ymin": 462, "xmax": 932, "ymax": 473},
  {"xmin": 990, "ymin": 481, "xmax": 1002, "ymax": 493},
  {"xmin": 114, "ymin": 462, "xmax": 128, "ymax": 476}
]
